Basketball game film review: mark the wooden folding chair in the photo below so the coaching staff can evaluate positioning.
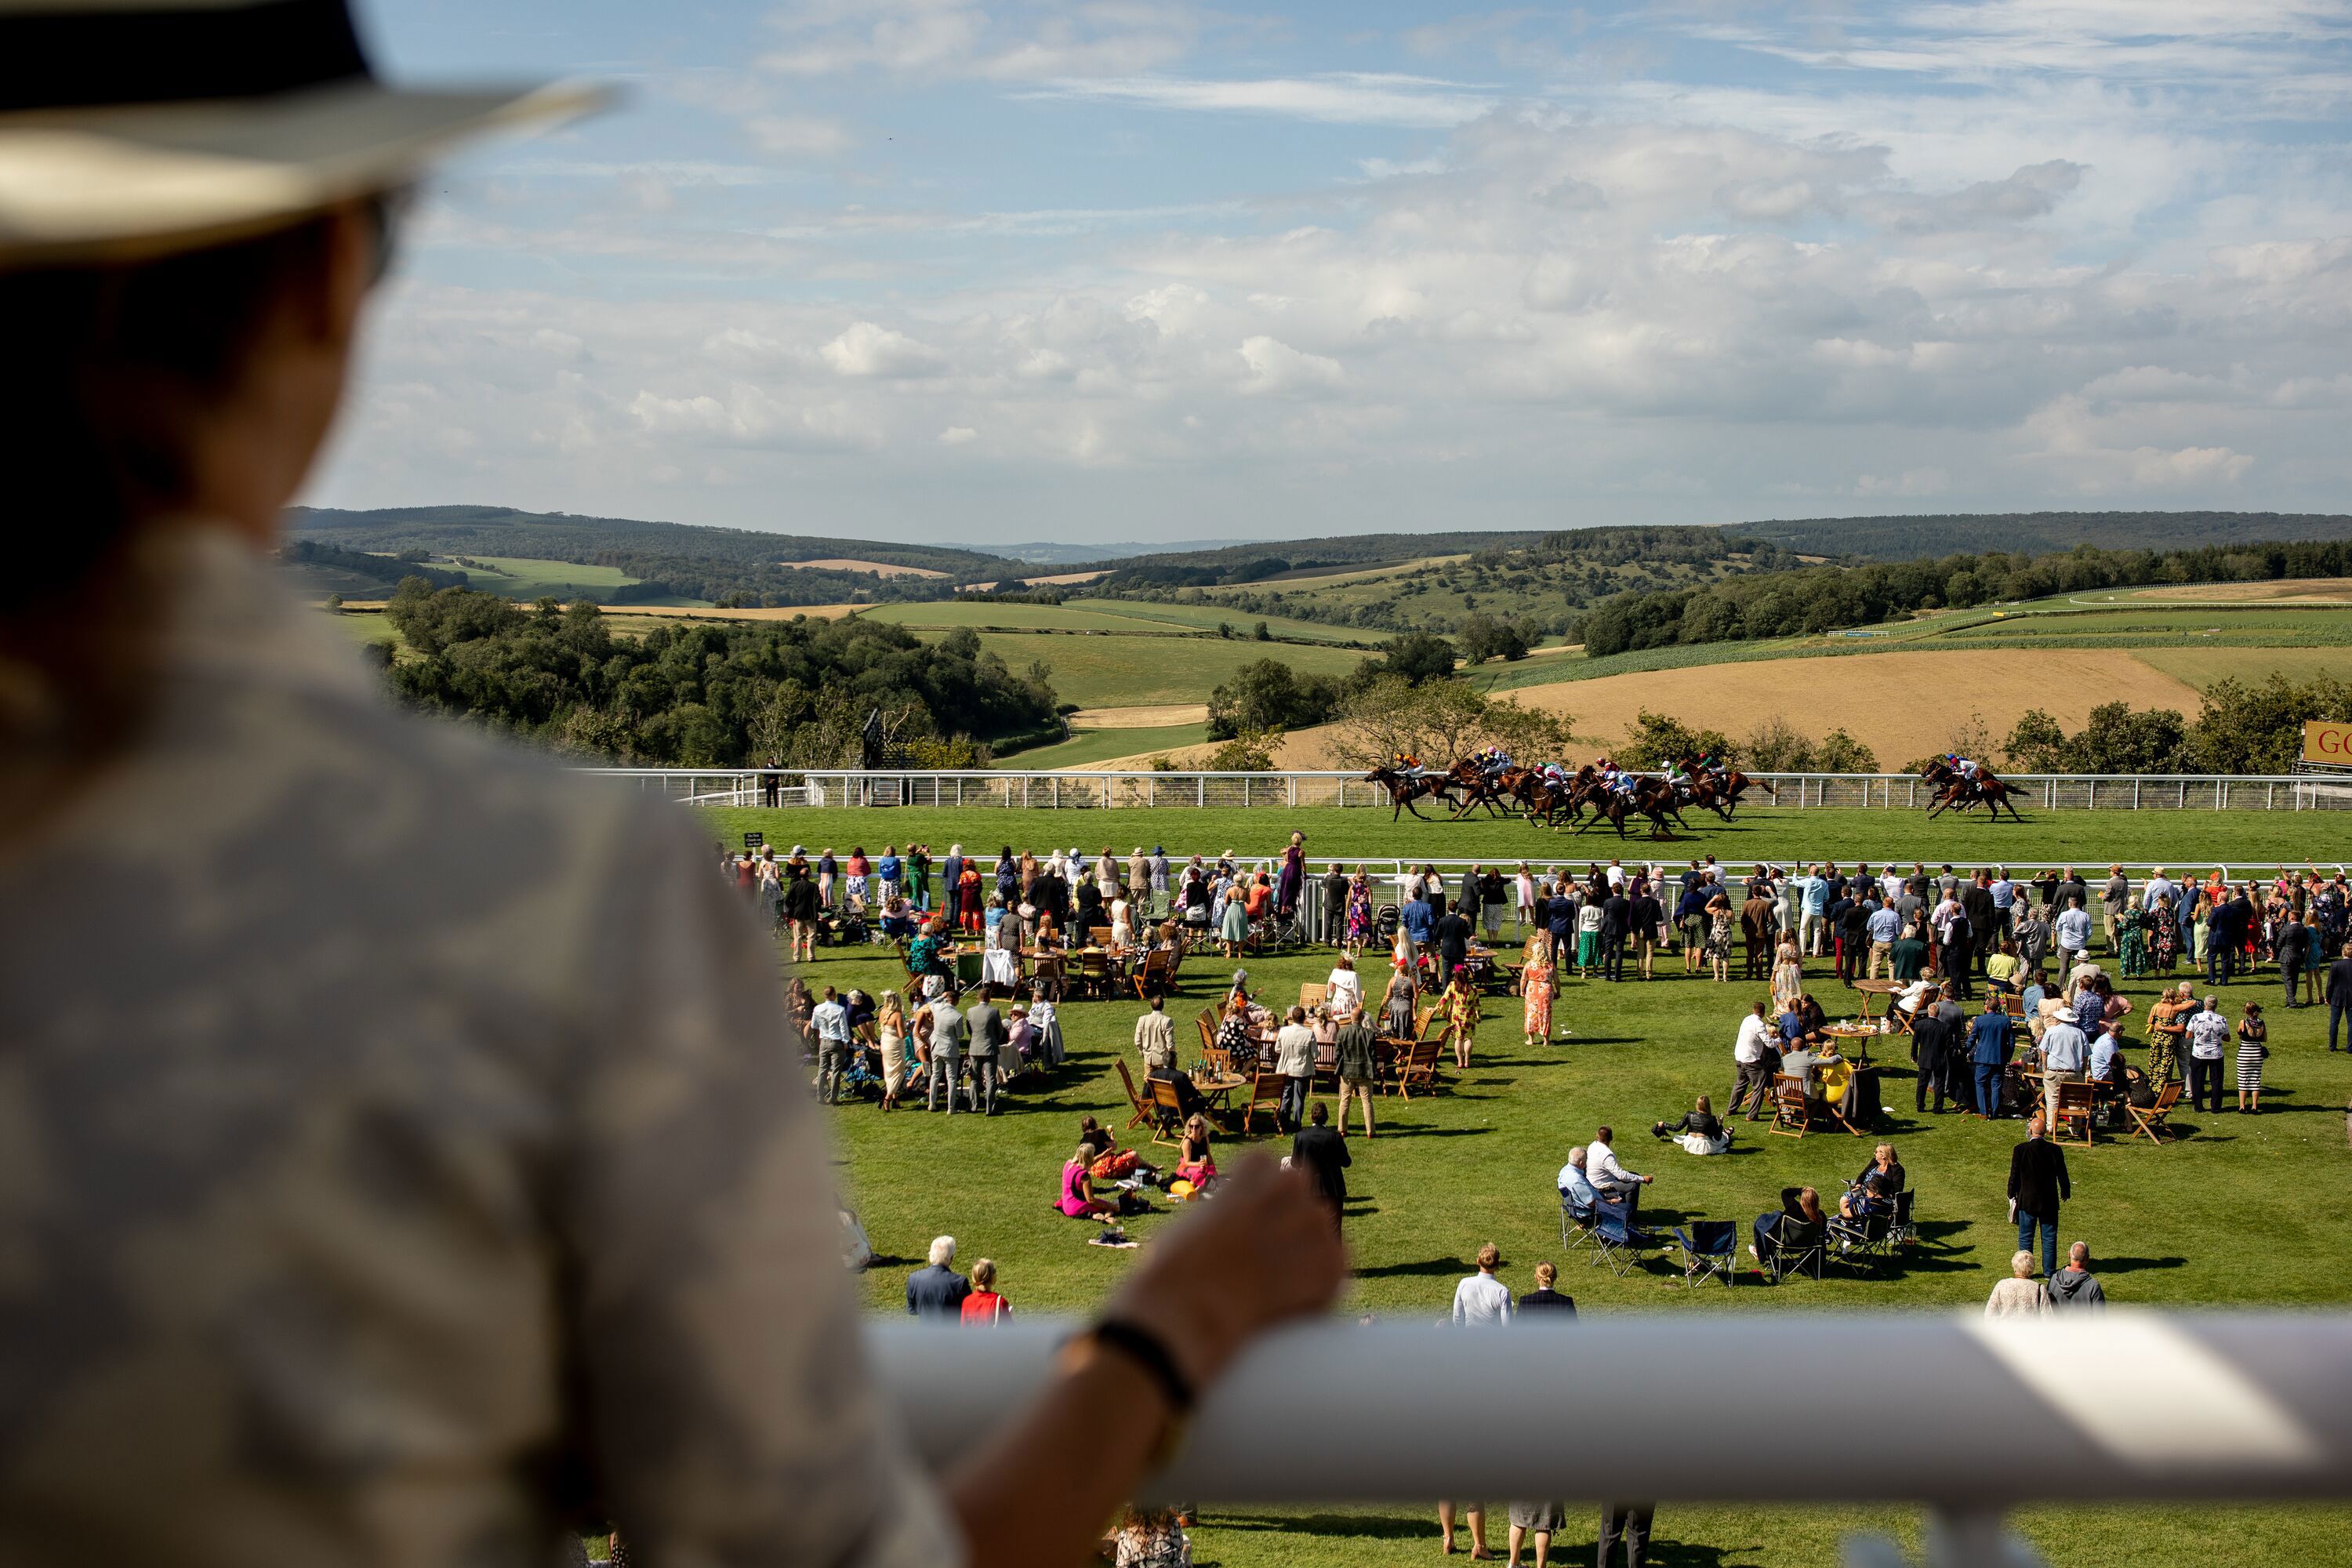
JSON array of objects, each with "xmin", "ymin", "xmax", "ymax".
[
  {"xmin": 2128, "ymin": 1080, "xmax": 2184, "ymax": 1145},
  {"xmin": 1148, "ymin": 1079, "xmax": 1189, "ymax": 1145},
  {"xmin": 1394, "ymin": 1039, "xmax": 1444, "ymax": 1098},
  {"xmin": 1131, "ymin": 949, "xmax": 1173, "ymax": 1004},
  {"xmin": 1202, "ymin": 1044, "xmax": 1236, "ymax": 1080},
  {"xmin": 1196, "ymin": 1008, "xmax": 1221, "ymax": 1056},
  {"xmin": 1030, "ymin": 953, "xmax": 1065, "ymax": 1002},
  {"xmin": 1241, "ymin": 1068, "xmax": 1287, "ymax": 1135},
  {"xmin": 1078, "ymin": 950, "xmax": 1115, "ymax": 1000},
  {"xmin": 1114, "ymin": 1059, "xmax": 1153, "ymax": 1132},
  {"xmin": 1769, "ymin": 1073, "xmax": 1811, "ymax": 1138},
  {"xmin": 1089, "ymin": 926, "xmax": 1116, "ymax": 949},
  {"xmin": 2051, "ymin": 1079, "xmax": 2096, "ymax": 1145},
  {"xmin": 1298, "ymin": 982, "xmax": 1330, "ymax": 1013}
]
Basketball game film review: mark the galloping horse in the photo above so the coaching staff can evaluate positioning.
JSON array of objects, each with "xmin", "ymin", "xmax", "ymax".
[
  {"xmin": 1364, "ymin": 764, "xmax": 1459, "ymax": 822},
  {"xmin": 1570, "ymin": 773, "xmax": 1679, "ymax": 839},
  {"xmin": 1498, "ymin": 766, "xmax": 1577, "ymax": 827},
  {"xmin": 1677, "ymin": 757, "xmax": 1777, "ymax": 819},
  {"xmin": 1443, "ymin": 757, "xmax": 1515, "ymax": 819},
  {"xmin": 1919, "ymin": 758, "xmax": 2027, "ymax": 822}
]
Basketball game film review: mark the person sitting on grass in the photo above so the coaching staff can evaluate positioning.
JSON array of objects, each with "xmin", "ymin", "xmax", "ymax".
[
  {"xmin": 1651, "ymin": 1096, "xmax": 1729, "ymax": 1155},
  {"xmin": 1079, "ymin": 1114, "xmax": 1145, "ymax": 1183},
  {"xmin": 1058, "ymin": 1144, "xmax": 1118, "ymax": 1221},
  {"xmin": 1169, "ymin": 1114, "xmax": 1219, "ymax": 1195}
]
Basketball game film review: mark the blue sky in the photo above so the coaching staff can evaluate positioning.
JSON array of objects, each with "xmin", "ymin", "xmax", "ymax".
[{"xmin": 310, "ymin": 1, "xmax": 2352, "ymax": 545}]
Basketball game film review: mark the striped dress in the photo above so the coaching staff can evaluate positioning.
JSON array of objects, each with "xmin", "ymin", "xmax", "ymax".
[{"xmin": 2235, "ymin": 1019, "xmax": 2268, "ymax": 1092}]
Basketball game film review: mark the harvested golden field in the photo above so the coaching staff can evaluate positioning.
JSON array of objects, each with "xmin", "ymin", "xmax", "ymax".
[
  {"xmin": 1068, "ymin": 704, "xmax": 1209, "ymax": 728},
  {"xmin": 1240, "ymin": 648, "xmax": 2209, "ymax": 771},
  {"xmin": 790, "ymin": 558, "xmax": 946, "ymax": 578},
  {"xmin": 2125, "ymin": 578, "xmax": 2352, "ymax": 604}
]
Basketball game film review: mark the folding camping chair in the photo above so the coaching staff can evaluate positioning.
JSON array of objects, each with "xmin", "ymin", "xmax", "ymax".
[
  {"xmin": 1561, "ymin": 1184, "xmax": 1599, "ymax": 1252},
  {"xmin": 1669, "ymin": 1220, "xmax": 1737, "ymax": 1289},
  {"xmin": 1588, "ymin": 1192, "xmax": 1659, "ymax": 1278},
  {"xmin": 1762, "ymin": 1215, "xmax": 1827, "ymax": 1283}
]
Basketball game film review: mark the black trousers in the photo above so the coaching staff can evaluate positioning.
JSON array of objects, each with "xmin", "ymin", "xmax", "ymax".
[
  {"xmin": 1915, "ymin": 1052, "xmax": 1948, "ymax": 1112},
  {"xmin": 1602, "ymin": 932, "xmax": 1626, "ymax": 981},
  {"xmin": 2189, "ymin": 1056, "xmax": 2224, "ymax": 1112},
  {"xmin": 1598, "ymin": 1503, "xmax": 1653, "ymax": 1568},
  {"xmin": 2281, "ymin": 962, "xmax": 2302, "ymax": 1006}
]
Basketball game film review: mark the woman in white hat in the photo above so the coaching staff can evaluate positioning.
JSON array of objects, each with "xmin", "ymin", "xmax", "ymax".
[{"xmin": 0, "ymin": 5, "xmax": 1343, "ymax": 1564}]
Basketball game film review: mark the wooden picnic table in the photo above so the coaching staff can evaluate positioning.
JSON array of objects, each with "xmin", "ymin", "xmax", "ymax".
[
  {"xmin": 1851, "ymin": 978, "xmax": 1905, "ymax": 1018},
  {"xmin": 1820, "ymin": 1021, "xmax": 1882, "ymax": 1067}
]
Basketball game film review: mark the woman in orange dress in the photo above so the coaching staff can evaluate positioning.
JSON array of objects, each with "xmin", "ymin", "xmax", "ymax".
[{"xmin": 1519, "ymin": 937, "xmax": 1555, "ymax": 1048}]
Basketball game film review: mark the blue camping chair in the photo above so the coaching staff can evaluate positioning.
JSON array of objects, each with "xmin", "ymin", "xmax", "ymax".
[
  {"xmin": 1560, "ymin": 1185, "xmax": 1598, "ymax": 1251},
  {"xmin": 1670, "ymin": 1220, "xmax": 1737, "ymax": 1289},
  {"xmin": 1589, "ymin": 1192, "xmax": 1659, "ymax": 1278}
]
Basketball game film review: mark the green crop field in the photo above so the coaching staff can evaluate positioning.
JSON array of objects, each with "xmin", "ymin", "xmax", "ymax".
[
  {"xmin": 444, "ymin": 554, "xmax": 710, "ymax": 606},
  {"xmin": 858, "ymin": 601, "xmax": 1177, "ymax": 632},
  {"xmin": 759, "ymin": 837, "xmax": 2352, "ymax": 1568},
  {"xmin": 2130, "ymin": 647, "xmax": 2352, "ymax": 690},
  {"xmin": 697, "ymin": 805, "xmax": 2346, "ymax": 877},
  {"xmin": 1066, "ymin": 598, "xmax": 1391, "ymax": 645},
  {"xmin": 998, "ymin": 723, "xmax": 1210, "ymax": 769}
]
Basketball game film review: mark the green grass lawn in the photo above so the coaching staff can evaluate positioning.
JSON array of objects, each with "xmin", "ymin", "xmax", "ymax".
[
  {"xmin": 999, "ymin": 724, "xmax": 1210, "ymax": 768},
  {"xmin": 774, "ymin": 878, "xmax": 2352, "ymax": 1568},
  {"xmin": 697, "ymin": 804, "xmax": 2346, "ymax": 870}
]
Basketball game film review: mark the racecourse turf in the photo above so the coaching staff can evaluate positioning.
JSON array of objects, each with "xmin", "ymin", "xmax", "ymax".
[
  {"xmin": 739, "ymin": 807, "xmax": 2352, "ymax": 1568},
  {"xmin": 697, "ymin": 803, "xmax": 2346, "ymax": 873}
]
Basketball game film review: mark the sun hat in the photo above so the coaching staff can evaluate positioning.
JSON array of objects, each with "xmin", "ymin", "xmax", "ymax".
[{"xmin": 0, "ymin": 0, "xmax": 605, "ymax": 266}]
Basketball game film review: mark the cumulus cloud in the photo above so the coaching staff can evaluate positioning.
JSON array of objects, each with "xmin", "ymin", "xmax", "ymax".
[
  {"xmin": 311, "ymin": 2, "xmax": 2352, "ymax": 535},
  {"xmin": 821, "ymin": 321, "xmax": 949, "ymax": 378}
]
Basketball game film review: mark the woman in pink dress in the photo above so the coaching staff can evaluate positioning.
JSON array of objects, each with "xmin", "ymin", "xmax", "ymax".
[{"xmin": 1058, "ymin": 1145, "xmax": 1116, "ymax": 1219}]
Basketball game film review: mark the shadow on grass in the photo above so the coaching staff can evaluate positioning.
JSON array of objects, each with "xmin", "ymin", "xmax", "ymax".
[
  {"xmin": 1374, "ymin": 1125, "xmax": 1498, "ymax": 1141},
  {"xmin": 1356, "ymin": 1255, "xmax": 1477, "ymax": 1278},
  {"xmin": 2096, "ymin": 1254, "xmax": 2187, "ymax": 1275}
]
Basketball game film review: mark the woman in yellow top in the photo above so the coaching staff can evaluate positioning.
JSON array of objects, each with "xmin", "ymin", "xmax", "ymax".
[
  {"xmin": 1519, "ymin": 937, "xmax": 1555, "ymax": 1048},
  {"xmin": 1444, "ymin": 967, "xmax": 1482, "ymax": 1069},
  {"xmin": 1984, "ymin": 939, "xmax": 2022, "ymax": 993}
]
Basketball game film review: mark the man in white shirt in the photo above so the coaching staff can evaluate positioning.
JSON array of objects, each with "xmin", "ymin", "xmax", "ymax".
[
  {"xmin": 1443, "ymin": 1243, "xmax": 1512, "ymax": 1558},
  {"xmin": 2186, "ymin": 998, "xmax": 2231, "ymax": 1113},
  {"xmin": 809, "ymin": 986, "xmax": 853, "ymax": 1105},
  {"xmin": 2142, "ymin": 868, "xmax": 2176, "ymax": 914},
  {"xmin": 1584, "ymin": 1127, "xmax": 1652, "ymax": 1198},
  {"xmin": 1730, "ymin": 1000, "xmax": 1774, "ymax": 1120},
  {"xmin": 2054, "ymin": 898, "xmax": 2092, "ymax": 971},
  {"xmin": 1274, "ymin": 1006, "xmax": 1318, "ymax": 1131},
  {"xmin": 2038, "ymin": 1016, "xmax": 2089, "ymax": 1127}
]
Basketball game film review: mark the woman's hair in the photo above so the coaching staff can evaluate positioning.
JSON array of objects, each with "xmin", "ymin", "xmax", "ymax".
[
  {"xmin": 1534, "ymin": 1261, "xmax": 1557, "ymax": 1288},
  {"xmin": 1079, "ymin": 1114, "xmax": 1100, "ymax": 1134},
  {"xmin": 2010, "ymin": 1250, "xmax": 2035, "ymax": 1277},
  {"xmin": 1797, "ymin": 1186, "xmax": 1821, "ymax": 1218},
  {"xmin": 1184, "ymin": 1114, "xmax": 1209, "ymax": 1142},
  {"xmin": 971, "ymin": 1258, "xmax": 996, "ymax": 1290},
  {"xmin": 2, "ymin": 216, "xmax": 354, "ymax": 783},
  {"xmin": 1694, "ymin": 1094, "xmax": 1712, "ymax": 1115}
]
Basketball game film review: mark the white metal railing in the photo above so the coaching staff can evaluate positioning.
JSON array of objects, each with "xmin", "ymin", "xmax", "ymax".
[
  {"xmin": 871, "ymin": 1316, "xmax": 2352, "ymax": 1567},
  {"xmin": 573, "ymin": 768, "xmax": 2341, "ymax": 812}
]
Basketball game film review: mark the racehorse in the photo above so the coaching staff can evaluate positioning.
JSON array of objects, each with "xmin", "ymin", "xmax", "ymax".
[
  {"xmin": 1443, "ymin": 757, "xmax": 1515, "ymax": 819},
  {"xmin": 1363, "ymin": 765, "xmax": 1459, "ymax": 822},
  {"xmin": 1919, "ymin": 758, "xmax": 2027, "ymax": 822},
  {"xmin": 1569, "ymin": 772, "xmax": 1679, "ymax": 839},
  {"xmin": 1677, "ymin": 757, "xmax": 1777, "ymax": 819},
  {"xmin": 1499, "ymin": 766, "xmax": 1577, "ymax": 828}
]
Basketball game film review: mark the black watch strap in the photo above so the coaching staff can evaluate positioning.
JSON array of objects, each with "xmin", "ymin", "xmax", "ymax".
[{"xmin": 1087, "ymin": 1318, "xmax": 1196, "ymax": 1416}]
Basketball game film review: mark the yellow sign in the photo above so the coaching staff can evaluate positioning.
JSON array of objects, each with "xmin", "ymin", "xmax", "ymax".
[{"xmin": 2303, "ymin": 720, "xmax": 2352, "ymax": 764}]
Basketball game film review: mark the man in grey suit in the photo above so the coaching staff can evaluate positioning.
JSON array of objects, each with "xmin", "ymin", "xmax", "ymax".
[
  {"xmin": 966, "ymin": 987, "xmax": 1009, "ymax": 1116},
  {"xmin": 927, "ymin": 987, "xmax": 967, "ymax": 1114}
]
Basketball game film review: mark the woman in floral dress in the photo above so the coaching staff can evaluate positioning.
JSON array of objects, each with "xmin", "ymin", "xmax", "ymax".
[
  {"xmin": 1704, "ymin": 887, "xmax": 1734, "ymax": 982},
  {"xmin": 1345, "ymin": 867, "xmax": 1375, "ymax": 952},
  {"xmin": 1519, "ymin": 938, "xmax": 1555, "ymax": 1047},
  {"xmin": 1443, "ymin": 967, "xmax": 1481, "ymax": 1070}
]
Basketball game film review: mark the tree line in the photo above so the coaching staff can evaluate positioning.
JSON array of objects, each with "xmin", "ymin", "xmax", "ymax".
[
  {"xmin": 375, "ymin": 578, "xmax": 1058, "ymax": 767},
  {"xmin": 1573, "ymin": 538, "xmax": 2352, "ymax": 657}
]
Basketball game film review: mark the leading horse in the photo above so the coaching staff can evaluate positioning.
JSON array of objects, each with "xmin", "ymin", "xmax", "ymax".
[
  {"xmin": 1919, "ymin": 758, "xmax": 2027, "ymax": 822},
  {"xmin": 1363, "ymin": 765, "xmax": 1459, "ymax": 822}
]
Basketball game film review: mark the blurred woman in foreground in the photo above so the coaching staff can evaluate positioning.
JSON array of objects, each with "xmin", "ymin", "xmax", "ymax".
[{"xmin": 0, "ymin": 9, "xmax": 1341, "ymax": 1565}]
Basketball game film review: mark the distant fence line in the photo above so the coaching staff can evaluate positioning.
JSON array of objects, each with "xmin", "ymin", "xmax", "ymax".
[{"xmin": 575, "ymin": 768, "xmax": 2352, "ymax": 813}]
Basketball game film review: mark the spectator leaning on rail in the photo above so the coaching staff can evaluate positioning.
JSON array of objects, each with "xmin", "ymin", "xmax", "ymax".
[{"xmin": 0, "ymin": 30, "xmax": 1362, "ymax": 1568}]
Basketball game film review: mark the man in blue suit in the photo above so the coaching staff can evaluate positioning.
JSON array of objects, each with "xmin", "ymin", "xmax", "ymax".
[{"xmin": 1968, "ymin": 1000, "xmax": 2016, "ymax": 1120}]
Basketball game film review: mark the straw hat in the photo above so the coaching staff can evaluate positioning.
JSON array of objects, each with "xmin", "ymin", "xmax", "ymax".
[{"xmin": 0, "ymin": 0, "xmax": 605, "ymax": 265}]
